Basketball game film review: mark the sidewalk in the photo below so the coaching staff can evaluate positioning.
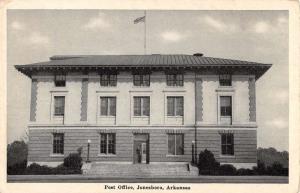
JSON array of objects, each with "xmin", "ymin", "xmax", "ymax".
[{"xmin": 7, "ymin": 175, "xmax": 288, "ymax": 183}]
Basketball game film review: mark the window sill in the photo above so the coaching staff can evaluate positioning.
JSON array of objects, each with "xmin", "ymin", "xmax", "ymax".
[
  {"xmin": 132, "ymin": 116, "xmax": 149, "ymax": 118},
  {"xmin": 219, "ymin": 155, "xmax": 235, "ymax": 158},
  {"xmin": 132, "ymin": 86, "xmax": 150, "ymax": 88},
  {"xmin": 50, "ymin": 154, "xmax": 64, "ymax": 157},
  {"xmin": 100, "ymin": 87, "xmax": 117, "ymax": 89},
  {"xmin": 99, "ymin": 116, "xmax": 116, "ymax": 118},
  {"xmin": 166, "ymin": 116, "xmax": 183, "ymax": 118},
  {"xmin": 53, "ymin": 115, "xmax": 64, "ymax": 118},
  {"xmin": 165, "ymin": 86, "xmax": 184, "ymax": 88},
  {"xmin": 97, "ymin": 154, "xmax": 117, "ymax": 157},
  {"xmin": 50, "ymin": 88, "xmax": 68, "ymax": 93},
  {"xmin": 216, "ymin": 87, "xmax": 234, "ymax": 92},
  {"xmin": 166, "ymin": 154, "xmax": 184, "ymax": 157}
]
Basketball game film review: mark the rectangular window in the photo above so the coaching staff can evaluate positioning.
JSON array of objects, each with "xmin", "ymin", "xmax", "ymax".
[
  {"xmin": 100, "ymin": 133, "xmax": 116, "ymax": 154},
  {"xmin": 133, "ymin": 96, "xmax": 150, "ymax": 116},
  {"xmin": 55, "ymin": 74, "xmax": 66, "ymax": 87},
  {"xmin": 168, "ymin": 134, "xmax": 184, "ymax": 155},
  {"xmin": 54, "ymin": 96, "xmax": 65, "ymax": 116},
  {"xmin": 221, "ymin": 133, "xmax": 234, "ymax": 155},
  {"xmin": 53, "ymin": 133, "xmax": 64, "ymax": 154},
  {"xmin": 100, "ymin": 74, "xmax": 117, "ymax": 87},
  {"xmin": 133, "ymin": 74, "xmax": 150, "ymax": 86},
  {"xmin": 100, "ymin": 97, "xmax": 116, "ymax": 116},
  {"xmin": 166, "ymin": 74, "xmax": 183, "ymax": 86},
  {"xmin": 167, "ymin": 97, "xmax": 184, "ymax": 116},
  {"xmin": 220, "ymin": 96, "xmax": 232, "ymax": 116},
  {"xmin": 219, "ymin": 74, "xmax": 232, "ymax": 86}
]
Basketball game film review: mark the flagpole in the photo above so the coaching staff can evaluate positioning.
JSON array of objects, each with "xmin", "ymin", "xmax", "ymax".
[{"xmin": 144, "ymin": 10, "xmax": 146, "ymax": 55}]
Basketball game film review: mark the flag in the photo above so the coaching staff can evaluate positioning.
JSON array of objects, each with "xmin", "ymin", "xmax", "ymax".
[{"xmin": 134, "ymin": 16, "xmax": 145, "ymax": 24}]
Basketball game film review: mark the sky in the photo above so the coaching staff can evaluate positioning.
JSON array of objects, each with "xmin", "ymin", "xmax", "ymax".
[{"xmin": 7, "ymin": 10, "xmax": 289, "ymax": 151}]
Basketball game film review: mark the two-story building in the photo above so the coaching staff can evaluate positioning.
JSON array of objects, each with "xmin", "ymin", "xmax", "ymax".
[{"xmin": 15, "ymin": 54, "xmax": 271, "ymax": 169}]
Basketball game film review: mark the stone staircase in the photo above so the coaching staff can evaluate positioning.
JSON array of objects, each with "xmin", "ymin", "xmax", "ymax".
[{"xmin": 83, "ymin": 162, "xmax": 198, "ymax": 178}]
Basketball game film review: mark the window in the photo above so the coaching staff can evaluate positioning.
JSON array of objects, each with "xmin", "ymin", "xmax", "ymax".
[
  {"xmin": 55, "ymin": 74, "xmax": 66, "ymax": 87},
  {"xmin": 54, "ymin": 96, "xmax": 65, "ymax": 116},
  {"xmin": 133, "ymin": 97, "xmax": 150, "ymax": 116},
  {"xmin": 100, "ymin": 74, "xmax": 117, "ymax": 86},
  {"xmin": 53, "ymin": 133, "xmax": 64, "ymax": 154},
  {"xmin": 166, "ymin": 74, "xmax": 183, "ymax": 86},
  {"xmin": 220, "ymin": 96, "xmax": 232, "ymax": 116},
  {"xmin": 221, "ymin": 133, "xmax": 234, "ymax": 155},
  {"xmin": 100, "ymin": 133, "xmax": 116, "ymax": 154},
  {"xmin": 133, "ymin": 74, "xmax": 150, "ymax": 86},
  {"xmin": 100, "ymin": 97, "xmax": 116, "ymax": 116},
  {"xmin": 168, "ymin": 134, "xmax": 184, "ymax": 155},
  {"xmin": 167, "ymin": 96, "xmax": 183, "ymax": 116},
  {"xmin": 219, "ymin": 74, "xmax": 232, "ymax": 86}
]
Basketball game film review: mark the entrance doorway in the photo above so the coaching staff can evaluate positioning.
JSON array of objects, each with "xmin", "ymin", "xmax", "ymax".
[{"xmin": 133, "ymin": 134, "xmax": 149, "ymax": 164}]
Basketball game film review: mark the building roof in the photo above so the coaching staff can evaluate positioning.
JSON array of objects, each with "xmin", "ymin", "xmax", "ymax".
[{"xmin": 15, "ymin": 54, "xmax": 272, "ymax": 79}]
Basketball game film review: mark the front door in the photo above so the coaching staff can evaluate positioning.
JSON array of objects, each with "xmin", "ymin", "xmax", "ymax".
[
  {"xmin": 141, "ymin": 142, "xmax": 147, "ymax": 163},
  {"xmin": 133, "ymin": 134, "xmax": 149, "ymax": 164}
]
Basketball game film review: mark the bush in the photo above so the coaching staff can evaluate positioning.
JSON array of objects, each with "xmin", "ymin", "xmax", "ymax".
[
  {"xmin": 7, "ymin": 140, "xmax": 28, "ymax": 175},
  {"xmin": 7, "ymin": 141, "xmax": 28, "ymax": 166},
  {"xmin": 197, "ymin": 149, "xmax": 288, "ymax": 176},
  {"xmin": 24, "ymin": 163, "xmax": 53, "ymax": 175},
  {"xmin": 198, "ymin": 149, "xmax": 220, "ymax": 175},
  {"xmin": 236, "ymin": 168, "xmax": 256, "ymax": 176},
  {"xmin": 253, "ymin": 160, "xmax": 267, "ymax": 175},
  {"xmin": 7, "ymin": 160, "xmax": 27, "ymax": 175},
  {"xmin": 63, "ymin": 153, "xmax": 82, "ymax": 170},
  {"xmin": 23, "ymin": 163, "xmax": 82, "ymax": 175},
  {"xmin": 217, "ymin": 164, "xmax": 237, "ymax": 175},
  {"xmin": 266, "ymin": 162, "xmax": 288, "ymax": 176}
]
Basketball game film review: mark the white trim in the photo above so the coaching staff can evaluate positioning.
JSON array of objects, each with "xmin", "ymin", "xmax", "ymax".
[
  {"xmin": 150, "ymin": 162, "xmax": 188, "ymax": 165},
  {"xmin": 93, "ymin": 161, "xmax": 132, "ymax": 164},
  {"xmin": 50, "ymin": 132, "xmax": 65, "ymax": 156},
  {"xmin": 28, "ymin": 125, "xmax": 257, "ymax": 130},
  {"xmin": 164, "ymin": 92, "xmax": 186, "ymax": 125},
  {"xmin": 166, "ymin": 133, "xmax": 184, "ymax": 156},
  {"xmin": 50, "ymin": 89, "xmax": 68, "ymax": 93},
  {"xmin": 217, "ymin": 91, "xmax": 235, "ymax": 125},
  {"xmin": 50, "ymin": 92, "xmax": 67, "ymax": 124},
  {"xmin": 220, "ymin": 162, "xmax": 257, "ymax": 169},
  {"xmin": 129, "ymin": 90, "xmax": 153, "ymax": 93},
  {"xmin": 163, "ymin": 89, "xmax": 186, "ymax": 93},
  {"xmin": 98, "ymin": 133, "xmax": 117, "ymax": 156},
  {"xmin": 219, "ymin": 155, "xmax": 236, "ymax": 158},
  {"xmin": 27, "ymin": 161, "xmax": 63, "ymax": 167},
  {"xmin": 96, "ymin": 90, "xmax": 119, "ymax": 93},
  {"xmin": 96, "ymin": 92, "xmax": 118, "ymax": 125},
  {"xmin": 130, "ymin": 93, "xmax": 152, "ymax": 124},
  {"xmin": 49, "ymin": 154, "xmax": 64, "ymax": 157}
]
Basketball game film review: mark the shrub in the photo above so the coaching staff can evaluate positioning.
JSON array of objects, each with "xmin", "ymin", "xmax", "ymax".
[
  {"xmin": 52, "ymin": 164, "xmax": 82, "ymax": 175},
  {"xmin": 218, "ymin": 164, "xmax": 237, "ymax": 175},
  {"xmin": 7, "ymin": 160, "xmax": 27, "ymax": 175},
  {"xmin": 266, "ymin": 162, "xmax": 288, "ymax": 176},
  {"xmin": 23, "ymin": 163, "xmax": 82, "ymax": 175},
  {"xmin": 7, "ymin": 140, "xmax": 28, "ymax": 175},
  {"xmin": 236, "ymin": 168, "xmax": 255, "ymax": 176},
  {"xmin": 24, "ymin": 163, "xmax": 53, "ymax": 175},
  {"xmin": 7, "ymin": 141, "xmax": 28, "ymax": 166},
  {"xmin": 253, "ymin": 160, "xmax": 267, "ymax": 175},
  {"xmin": 63, "ymin": 153, "xmax": 82, "ymax": 170},
  {"xmin": 198, "ymin": 149, "xmax": 220, "ymax": 175}
]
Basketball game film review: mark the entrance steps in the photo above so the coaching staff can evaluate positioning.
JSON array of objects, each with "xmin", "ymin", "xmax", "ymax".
[{"xmin": 83, "ymin": 162, "xmax": 199, "ymax": 178}]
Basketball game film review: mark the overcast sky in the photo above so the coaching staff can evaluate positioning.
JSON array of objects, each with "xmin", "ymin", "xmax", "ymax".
[{"xmin": 7, "ymin": 10, "xmax": 288, "ymax": 151}]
